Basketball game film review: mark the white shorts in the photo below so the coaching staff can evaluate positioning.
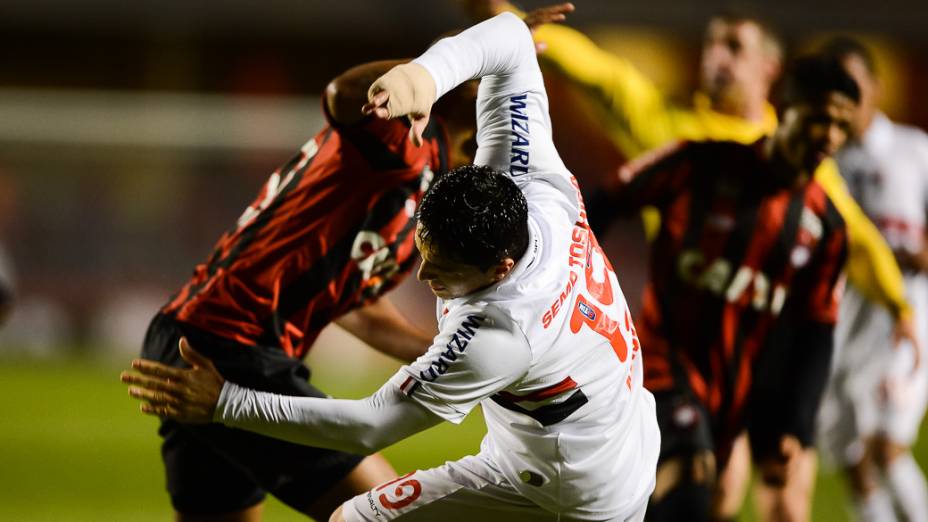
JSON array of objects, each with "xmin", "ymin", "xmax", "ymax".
[
  {"xmin": 341, "ymin": 453, "xmax": 647, "ymax": 522},
  {"xmin": 818, "ymin": 281, "xmax": 928, "ymax": 466}
]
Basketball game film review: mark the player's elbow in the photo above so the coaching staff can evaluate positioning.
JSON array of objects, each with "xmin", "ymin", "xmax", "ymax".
[
  {"xmin": 324, "ymin": 80, "xmax": 348, "ymax": 124},
  {"xmin": 351, "ymin": 430, "xmax": 397, "ymax": 455}
]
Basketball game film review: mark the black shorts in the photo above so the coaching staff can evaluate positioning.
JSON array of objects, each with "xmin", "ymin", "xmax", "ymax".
[
  {"xmin": 747, "ymin": 321, "xmax": 835, "ymax": 463},
  {"xmin": 654, "ymin": 390, "xmax": 715, "ymax": 463},
  {"xmin": 141, "ymin": 312, "xmax": 364, "ymax": 516}
]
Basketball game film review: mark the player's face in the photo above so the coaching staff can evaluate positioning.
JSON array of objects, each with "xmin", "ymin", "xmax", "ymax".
[
  {"xmin": 415, "ymin": 224, "xmax": 507, "ymax": 300},
  {"xmin": 701, "ymin": 19, "xmax": 777, "ymax": 110},
  {"xmin": 841, "ymin": 54, "xmax": 880, "ymax": 139},
  {"xmin": 776, "ymin": 92, "xmax": 856, "ymax": 176}
]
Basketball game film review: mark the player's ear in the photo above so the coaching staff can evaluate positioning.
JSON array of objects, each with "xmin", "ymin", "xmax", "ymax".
[{"xmin": 491, "ymin": 258, "xmax": 516, "ymax": 282}]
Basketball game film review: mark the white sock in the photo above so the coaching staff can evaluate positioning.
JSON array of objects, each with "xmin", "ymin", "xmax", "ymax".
[
  {"xmin": 886, "ymin": 452, "xmax": 928, "ymax": 522},
  {"xmin": 854, "ymin": 487, "xmax": 897, "ymax": 522}
]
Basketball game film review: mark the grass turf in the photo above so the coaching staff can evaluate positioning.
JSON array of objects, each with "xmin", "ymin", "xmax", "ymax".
[{"xmin": 0, "ymin": 357, "xmax": 924, "ymax": 521}]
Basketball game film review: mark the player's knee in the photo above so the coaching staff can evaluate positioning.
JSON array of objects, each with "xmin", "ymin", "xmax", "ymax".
[
  {"xmin": 328, "ymin": 504, "xmax": 346, "ymax": 522},
  {"xmin": 757, "ymin": 435, "xmax": 803, "ymax": 488},
  {"xmin": 871, "ymin": 436, "xmax": 905, "ymax": 470},
  {"xmin": 758, "ymin": 458, "xmax": 789, "ymax": 488},
  {"xmin": 846, "ymin": 455, "xmax": 877, "ymax": 496},
  {"xmin": 648, "ymin": 454, "xmax": 715, "ymax": 521},
  {"xmin": 648, "ymin": 479, "xmax": 713, "ymax": 522}
]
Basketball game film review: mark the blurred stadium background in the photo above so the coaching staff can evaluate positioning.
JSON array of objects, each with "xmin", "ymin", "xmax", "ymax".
[{"xmin": 1, "ymin": 1, "xmax": 927, "ymax": 520}]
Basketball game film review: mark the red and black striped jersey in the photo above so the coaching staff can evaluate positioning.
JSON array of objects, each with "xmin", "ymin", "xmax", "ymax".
[
  {"xmin": 614, "ymin": 139, "xmax": 847, "ymax": 433},
  {"xmin": 163, "ymin": 103, "xmax": 448, "ymax": 359}
]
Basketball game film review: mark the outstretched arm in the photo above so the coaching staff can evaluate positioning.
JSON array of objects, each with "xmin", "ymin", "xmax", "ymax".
[
  {"xmin": 121, "ymin": 338, "xmax": 442, "ymax": 455},
  {"xmin": 366, "ymin": 12, "xmax": 569, "ymax": 189}
]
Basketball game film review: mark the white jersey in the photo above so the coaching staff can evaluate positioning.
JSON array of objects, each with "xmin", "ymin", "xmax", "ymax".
[
  {"xmin": 820, "ymin": 113, "xmax": 928, "ymax": 456},
  {"xmin": 835, "ymin": 112, "xmax": 928, "ymax": 357},
  {"xmin": 839, "ymin": 113, "xmax": 928, "ymax": 255},
  {"xmin": 392, "ymin": 13, "xmax": 659, "ymax": 521}
]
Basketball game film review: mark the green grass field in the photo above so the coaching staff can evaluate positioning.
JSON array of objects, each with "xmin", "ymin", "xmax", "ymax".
[{"xmin": 0, "ymin": 356, "xmax": 924, "ymax": 521}]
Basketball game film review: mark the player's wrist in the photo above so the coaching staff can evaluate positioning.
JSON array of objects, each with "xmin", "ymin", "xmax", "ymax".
[{"xmin": 213, "ymin": 380, "xmax": 239, "ymax": 423}]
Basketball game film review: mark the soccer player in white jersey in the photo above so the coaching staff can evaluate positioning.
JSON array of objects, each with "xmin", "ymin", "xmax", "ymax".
[
  {"xmin": 122, "ymin": 12, "xmax": 660, "ymax": 522},
  {"xmin": 816, "ymin": 37, "xmax": 928, "ymax": 522}
]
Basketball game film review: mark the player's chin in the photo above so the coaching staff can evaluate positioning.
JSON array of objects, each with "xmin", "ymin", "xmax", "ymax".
[{"xmin": 430, "ymin": 285, "xmax": 458, "ymax": 299}]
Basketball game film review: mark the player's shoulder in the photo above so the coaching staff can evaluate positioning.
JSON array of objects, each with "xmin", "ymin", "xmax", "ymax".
[
  {"xmin": 435, "ymin": 302, "xmax": 532, "ymax": 373},
  {"xmin": 890, "ymin": 120, "xmax": 928, "ymax": 159},
  {"xmin": 442, "ymin": 301, "xmax": 523, "ymax": 339},
  {"xmin": 888, "ymin": 118, "xmax": 927, "ymax": 141}
]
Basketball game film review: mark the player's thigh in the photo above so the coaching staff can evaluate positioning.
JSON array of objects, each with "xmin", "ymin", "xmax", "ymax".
[
  {"xmin": 816, "ymin": 369, "xmax": 866, "ymax": 468},
  {"xmin": 159, "ymin": 420, "xmax": 267, "ymax": 516},
  {"xmin": 341, "ymin": 455, "xmax": 557, "ymax": 522},
  {"xmin": 879, "ymin": 337, "xmax": 928, "ymax": 448},
  {"xmin": 650, "ymin": 391, "xmax": 716, "ymax": 500},
  {"xmin": 308, "ymin": 453, "xmax": 397, "ymax": 521},
  {"xmin": 149, "ymin": 315, "xmax": 371, "ymax": 515},
  {"xmin": 712, "ymin": 432, "xmax": 750, "ymax": 518}
]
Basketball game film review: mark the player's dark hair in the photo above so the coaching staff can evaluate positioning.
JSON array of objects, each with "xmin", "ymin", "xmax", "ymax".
[
  {"xmin": 819, "ymin": 36, "xmax": 878, "ymax": 77},
  {"xmin": 417, "ymin": 164, "xmax": 529, "ymax": 271},
  {"xmin": 779, "ymin": 54, "xmax": 861, "ymax": 109}
]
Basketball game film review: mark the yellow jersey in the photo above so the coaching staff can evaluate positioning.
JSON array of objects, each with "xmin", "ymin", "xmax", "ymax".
[{"xmin": 534, "ymin": 21, "xmax": 910, "ymax": 320}]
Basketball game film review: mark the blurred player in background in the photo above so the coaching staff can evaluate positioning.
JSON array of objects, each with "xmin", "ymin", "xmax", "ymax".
[
  {"xmin": 463, "ymin": 3, "xmax": 916, "ymax": 519},
  {"xmin": 124, "ymin": 12, "xmax": 659, "ymax": 521},
  {"xmin": 0, "ymin": 242, "xmax": 14, "ymax": 326},
  {"xmin": 605, "ymin": 54, "xmax": 859, "ymax": 521},
  {"xmin": 137, "ymin": 57, "xmax": 479, "ymax": 521},
  {"xmin": 817, "ymin": 36, "xmax": 928, "ymax": 522}
]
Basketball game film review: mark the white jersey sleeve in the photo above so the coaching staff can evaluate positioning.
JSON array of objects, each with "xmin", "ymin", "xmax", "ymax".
[
  {"xmin": 214, "ymin": 375, "xmax": 442, "ymax": 455},
  {"xmin": 396, "ymin": 304, "xmax": 532, "ymax": 424},
  {"xmin": 916, "ymin": 129, "xmax": 928, "ymax": 211},
  {"xmin": 414, "ymin": 13, "xmax": 573, "ymax": 198}
]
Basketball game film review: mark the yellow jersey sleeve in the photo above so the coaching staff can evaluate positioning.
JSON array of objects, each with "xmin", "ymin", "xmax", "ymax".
[
  {"xmin": 814, "ymin": 160, "xmax": 912, "ymax": 320},
  {"xmin": 533, "ymin": 22, "xmax": 677, "ymax": 158}
]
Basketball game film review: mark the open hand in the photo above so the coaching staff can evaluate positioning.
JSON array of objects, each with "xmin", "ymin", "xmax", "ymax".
[
  {"xmin": 459, "ymin": 1, "xmax": 575, "ymax": 54},
  {"xmin": 893, "ymin": 315, "xmax": 922, "ymax": 375},
  {"xmin": 524, "ymin": 3, "xmax": 575, "ymax": 33},
  {"xmin": 120, "ymin": 337, "xmax": 225, "ymax": 424},
  {"xmin": 525, "ymin": 3, "xmax": 575, "ymax": 53}
]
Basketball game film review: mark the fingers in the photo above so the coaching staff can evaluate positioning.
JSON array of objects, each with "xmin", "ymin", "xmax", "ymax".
[
  {"xmin": 140, "ymin": 401, "xmax": 183, "ymax": 419},
  {"xmin": 120, "ymin": 370, "xmax": 179, "ymax": 394},
  {"xmin": 127, "ymin": 383, "xmax": 180, "ymax": 406},
  {"xmin": 130, "ymin": 358, "xmax": 187, "ymax": 380},
  {"xmin": 362, "ymin": 90, "xmax": 390, "ymax": 116},
  {"xmin": 524, "ymin": 2, "xmax": 575, "ymax": 31},
  {"xmin": 409, "ymin": 115, "xmax": 431, "ymax": 147},
  {"xmin": 178, "ymin": 337, "xmax": 212, "ymax": 368}
]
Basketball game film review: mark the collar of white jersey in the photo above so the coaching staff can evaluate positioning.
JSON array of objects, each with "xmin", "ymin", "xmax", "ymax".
[
  {"xmin": 444, "ymin": 216, "xmax": 542, "ymax": 309},
  {"xmin": 864, "ymin": 112, "xmax": 893, "ymax": 154}
]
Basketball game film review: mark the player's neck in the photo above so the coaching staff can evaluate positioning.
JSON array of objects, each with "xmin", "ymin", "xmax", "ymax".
[
  {"xmin": 764, "ymin": 139, "xmax": 808, "ymax": 189},
  {"xmin": 712, "ymin": 93, "xmax": 767, "ymax": 123}
]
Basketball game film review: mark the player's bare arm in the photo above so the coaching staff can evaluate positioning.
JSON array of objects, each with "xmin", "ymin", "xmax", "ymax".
[{"xmin": 334, "ymin": 297, "xmax": 433, "ymax": 362}]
